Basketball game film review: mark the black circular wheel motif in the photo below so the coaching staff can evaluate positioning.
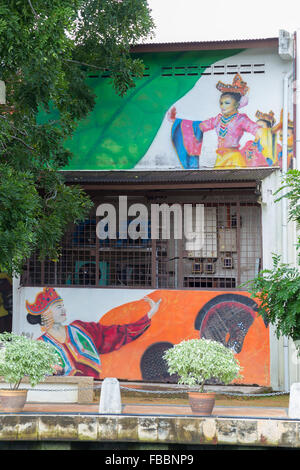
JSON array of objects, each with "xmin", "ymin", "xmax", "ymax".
[
  {"xmin": 194, "ymin": 294, "xmax": 263, "ymax": 354},
  {"xmin": 140, "ymin": 341, "xmax": 178, "ymax": 383}
]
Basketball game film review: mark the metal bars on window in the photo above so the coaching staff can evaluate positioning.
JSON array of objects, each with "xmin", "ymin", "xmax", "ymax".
[{"xmin": 21, "ymin": 198, "xmax": 262, "ymax": 290}]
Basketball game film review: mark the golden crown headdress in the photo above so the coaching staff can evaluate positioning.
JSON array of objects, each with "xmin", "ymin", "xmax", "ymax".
[
  {"xmin": 255, "ymin": 110, "xmax": 276, "ymax": 127},
  {"xmin": 216, "ymin": 73, "xmax": 249, "ymax": 96},
  {"xmin": 26, "ymin": 288, "xmax": 62, "ymax": 315},
  {"xmin": 272, "ymin": 109, "xmax": 293, "ymax": 132}
]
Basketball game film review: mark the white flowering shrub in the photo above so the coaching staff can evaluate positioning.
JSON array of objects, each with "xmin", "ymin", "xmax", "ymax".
[
  {"xmin": 163, "ymin": 339, "xmax": 242, "ymax": 392},
  {"xmin": 0, "ymin": 332, "xmax": 61, "ymax": 390}
]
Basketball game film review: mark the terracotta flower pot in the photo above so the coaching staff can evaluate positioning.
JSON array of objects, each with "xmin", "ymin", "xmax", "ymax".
[
  {"xmin": 188, "ymin": 391, "xmax": 216, "ymax": 415},
  {"xmin": 0, "ymin": 389, "xmax": 28, "ymax": 412}
]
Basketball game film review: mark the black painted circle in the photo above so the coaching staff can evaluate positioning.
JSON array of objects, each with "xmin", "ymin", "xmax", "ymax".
[{"xmin": 140, "ymin": 341, "xmax": 178, "ymax": 383}]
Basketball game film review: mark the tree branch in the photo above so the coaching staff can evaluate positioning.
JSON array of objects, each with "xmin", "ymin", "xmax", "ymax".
[
  {"xmin": 0, "ymin": 115, "xmax": 27, "ymax": 136},
  {"xmin": 27, "ymin": 0, "xmax": 38, "ymax": 17},
  {"xmin": 65, "ymin": 59, "xmax": 107, "ymax": 71},
  {"xmin": 7, "ymin": 134, "xmax": 35, "ymax": 151}
]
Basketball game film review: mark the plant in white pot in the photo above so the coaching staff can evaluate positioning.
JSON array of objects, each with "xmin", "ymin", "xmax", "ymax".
[
  {"xmin": 0, "ymin": 332, "xmax": 61, "ymax": 412},
  {"xmin": 163, "ymin": 338, "xmax": 242, "ymax": 415}
]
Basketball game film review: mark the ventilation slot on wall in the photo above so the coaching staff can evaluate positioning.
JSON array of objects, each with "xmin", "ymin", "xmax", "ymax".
[
  {"xmin": 253, "ymin": 64, "xmax": 265, "ymax": 74},
  {"xmin": 161, "ymin": 63, "xmax": 265, "ymax": 78},
  {"xmin": 142, "ymin": 67, "xmax": 150, "ymax": 77},
  {"xmin": 161, "ymin": 66, "xmax": 173, "ymax": 76},
  {"xmin": 89, "ymin": 66, "xmax": 150, "ymax": 79}
]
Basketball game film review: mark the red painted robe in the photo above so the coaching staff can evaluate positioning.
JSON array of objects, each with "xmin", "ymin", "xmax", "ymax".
[{"xmin": 39, "ymin": 314, "xmax": 151, "ymax": 378}]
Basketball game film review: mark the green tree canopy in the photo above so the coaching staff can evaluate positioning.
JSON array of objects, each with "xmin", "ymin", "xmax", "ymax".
[{"xmin": 0, "ymin": 0, "xmax": 154, "ymax": 276}]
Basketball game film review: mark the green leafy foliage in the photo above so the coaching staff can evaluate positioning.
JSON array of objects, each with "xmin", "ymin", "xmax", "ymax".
[
  {"xmin": 0, "ymin": 332, "xmax": 61, "ymax": 389},
  {"xmin": 0, "ymin": 0, "xmax": 154, "ymax": 276},
  {"xmin": 274, "ymin": 169, "xmax": 300, "ymax": 253},
  {"xmin": 244, "ymin": 170, "xmax": 300, "ymax": 348},
  {"xmin": 244, "ymin": 255, "xmax": 300, "ymax": 342},
  {"xmin": 163, "ymin": 339, "xmax": 242, "ymax": 392}
]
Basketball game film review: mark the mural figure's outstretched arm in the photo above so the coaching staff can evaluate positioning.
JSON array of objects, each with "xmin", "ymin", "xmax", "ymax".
[
  {"xmin": 167, "ymin": 106, "xmax": 177, "ymax": 122},
  {"xmin": 144, "ymin": 297, "xmax": 162, "ymax": 319}
]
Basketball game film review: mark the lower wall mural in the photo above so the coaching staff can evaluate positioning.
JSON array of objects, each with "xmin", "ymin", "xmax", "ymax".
[{"xmin": 19, "ymin": 287, "xmax": 270, "ymax": 386}]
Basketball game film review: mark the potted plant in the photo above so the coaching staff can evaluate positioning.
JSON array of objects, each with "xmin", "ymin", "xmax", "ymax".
[
  {"xmin": 0, "ymin": 332, "xmax": 61, "ymax": 412},
  {"xmin": 163, "ymin": 338, "xmax": 242, "ymax": 415}
]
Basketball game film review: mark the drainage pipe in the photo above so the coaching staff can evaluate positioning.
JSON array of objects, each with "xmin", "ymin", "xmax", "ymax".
[
  {"xmin": 296, "ymin": 30, "xmax": 300, "ymax": 171},
  {"xmin": 282, "ymin": 69, "xmax": 293, "ymax": 392}
]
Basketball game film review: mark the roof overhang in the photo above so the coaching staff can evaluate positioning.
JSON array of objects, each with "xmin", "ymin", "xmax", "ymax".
[
  {"xmin": 130, "ymin": 38, "xmax": 279, "ymax": 53},
  {"xmin": 61, "ymin": 168, "xmax": 279, "ymax": 191}
]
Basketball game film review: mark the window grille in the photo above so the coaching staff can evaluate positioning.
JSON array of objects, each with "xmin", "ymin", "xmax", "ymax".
[{"xmin": 21, "ymin": 193, "xmax": 262, "ymax": 290}]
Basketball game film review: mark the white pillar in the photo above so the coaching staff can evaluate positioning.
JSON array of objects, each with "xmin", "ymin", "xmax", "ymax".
[{"xmin": 99, "ymin": 378, "xmax": 122, "ymax": 414}]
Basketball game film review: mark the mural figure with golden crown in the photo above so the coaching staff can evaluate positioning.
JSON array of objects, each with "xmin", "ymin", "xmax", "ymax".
[
  {"xmin": 169, "ymin": 73, "xmax": 278, "ymax": 169},
  {"xmin": 272, "ymin": 109, "xmax": 294, "ymax": 169},
  {"xmin": 25, "ymin": 288, "xmax": 161, "ymax": 378}
]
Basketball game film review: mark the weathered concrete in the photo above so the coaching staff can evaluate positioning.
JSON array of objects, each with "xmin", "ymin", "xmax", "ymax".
[
  {"xmin": 117, "ymin": 382, "xmax": 269, "ymax": 399},
  {"xmin": 0, "ymin": 376, "xmax": 94, "ymax": 404},
  {"xmin": 289, "ymin": 383, "xmax": 300, "ymax": 419},
  {"xmin": 0, "ymin": 413, "xmax": 299, "ymax": 448}
]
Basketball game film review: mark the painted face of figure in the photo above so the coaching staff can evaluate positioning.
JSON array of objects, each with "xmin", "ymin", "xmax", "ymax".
[
  {"xmin": 219, "ymin": 94, "xmax": 239, "ymax": 116},
  {"xmin": 278, "ymin": 128, "xmax": 293, "ymax": 144},
  {"xmin": 49, "ymin": 301, "xmax": 67, "ymax": 324},
  {"xmin": 256, "ymin": 119, "xmax": 269, "ymax": 129}
]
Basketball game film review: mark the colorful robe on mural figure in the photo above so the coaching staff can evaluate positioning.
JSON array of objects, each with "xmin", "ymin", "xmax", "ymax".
[
  {"xmin": 39, "ymin": 317, "xmax": 151, "ymax": 377},
  {"xmin": 272, "ymin": 109, "xmax": 294, "ymax": 170},
  {"xmin": 171, "ymin": 118, "xmax": 203, "ymax": 169},
  {"xmin": 276, "ymin": 141, "xmax": 294, "ymax": 170},
  {"xmin": 200, "ymin": 112, "xmax": 260, "ymax": 168},
  {"xmin": 240, "ymin": 110, "xmax": 278, "ymax": 167},
  {"xmin": 171, "ymin": 112, "xmax": 260, "ymax": 169},
  {"xmin": 25, "ymin": 287, "xmax": 151, "ymax": 378}
]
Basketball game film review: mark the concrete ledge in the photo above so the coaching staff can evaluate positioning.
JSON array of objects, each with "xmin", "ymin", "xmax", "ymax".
[
  {"xmin": 0, "ymin": 414, "xmax": 299, "ymax": 448},
  {"xmin": 113, "ymin": 381, "xmax": 271, "ymax": 399},
  {"xmin": 0, "ymin": 376, "xmax": 94, "ymax": 404}
]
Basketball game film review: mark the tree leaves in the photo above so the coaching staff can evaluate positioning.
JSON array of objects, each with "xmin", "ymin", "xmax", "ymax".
[
  {"xmin": 244, "ymin": 170, "xmax": 300, "ymax": 343},
  {"xmin": 0, "ymin": 0, "xmax": 153, "ymax": 275},
  {"xmin": 244, "ymin": 254, "xmax": 300, "ymax": 341}
]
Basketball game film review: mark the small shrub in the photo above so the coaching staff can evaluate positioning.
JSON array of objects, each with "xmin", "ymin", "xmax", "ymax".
[
  {"xmin": 0, "ymin": 332, "xmax": 61, "ymax": 390},
  {"xmin": 163, "ymin": 338, "xmax": 242, "ymax": 392}
]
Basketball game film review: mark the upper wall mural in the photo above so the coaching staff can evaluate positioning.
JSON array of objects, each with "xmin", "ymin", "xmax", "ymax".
[
  {"xmin": 168, "ymin": 76, "xmax": 293, "ymax": 170},
  {"xmin": 59, "ymin": 48, "xmax": 293, "ymax": 171}
]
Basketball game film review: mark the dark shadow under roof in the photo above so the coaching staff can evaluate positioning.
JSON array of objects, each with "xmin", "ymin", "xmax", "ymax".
[{"xmin": 61, "ymin": 168, "xmax": 279, "ymax": 186}]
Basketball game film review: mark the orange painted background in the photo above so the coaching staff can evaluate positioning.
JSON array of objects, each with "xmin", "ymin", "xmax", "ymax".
[{"xmin": 100, "ymin": 290, "xmax": 270, "ymax": 386}]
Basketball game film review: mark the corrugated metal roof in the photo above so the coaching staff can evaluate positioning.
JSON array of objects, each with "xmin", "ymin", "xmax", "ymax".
[
  {"xmin": 61, "ymin": 168, "xmax": 279, "ymax": 185},
  {"xmin": 131, "ymin": 37, "xmax": 278, "ymax": 53}
]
